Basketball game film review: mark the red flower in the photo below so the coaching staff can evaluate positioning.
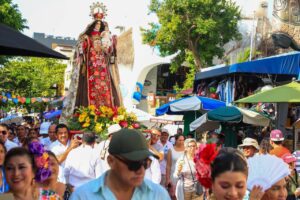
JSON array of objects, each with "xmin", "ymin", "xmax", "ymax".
[
  {"xmin": 194, "ymin": 143, "xmax": 219, "ymax": 189},
  {"xmin": 95, "ymin": 111, "xmax": 101, "ymax": 116},
  {"xmin": 132, "ymin": 123, "xmax": 140, "ymax": 129},
  {"xmin": 119, "ymin": 121, "xmax": 128, "ymax": 128}
]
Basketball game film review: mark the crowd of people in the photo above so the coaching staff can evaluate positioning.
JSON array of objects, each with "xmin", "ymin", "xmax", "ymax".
[{"xmin": 0, "ymin": 121, "xmax": 299, "ymax": 200}]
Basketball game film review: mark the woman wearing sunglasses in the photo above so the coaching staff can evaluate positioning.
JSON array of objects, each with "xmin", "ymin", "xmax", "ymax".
[
  {"xmin": 174, "ymin": 138, "xmax": 201, "ymax": 200},
  {"xmin": 0, "ymin": 124, "xmax": 18, "ymax": 151}
]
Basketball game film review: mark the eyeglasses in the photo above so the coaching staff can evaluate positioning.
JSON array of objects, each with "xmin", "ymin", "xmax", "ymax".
[
  {"xmin": 188, "ymin": 145, "xmax": 196, "ymax": 148},
  {"xmin": 114, "ymin": 155, "xmax": 152, "ymax": 171},
  {"xmin": 0, "ymin": 131, "xmax": 7, "ymax": 135}
]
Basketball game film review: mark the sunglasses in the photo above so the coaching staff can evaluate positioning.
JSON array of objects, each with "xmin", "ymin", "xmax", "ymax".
[
  {"xmin": 0, "ymin": 131, "xmax": 7, "ymax": 135},
  {"xmin": 114, "ymin": 155, "xmax": 152, "ymax": 171}
]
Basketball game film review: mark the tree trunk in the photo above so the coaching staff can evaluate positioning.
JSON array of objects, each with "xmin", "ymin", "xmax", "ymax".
[{"xmin": 189, "ymin": 41, "xmax": 202, "ymax": 71}]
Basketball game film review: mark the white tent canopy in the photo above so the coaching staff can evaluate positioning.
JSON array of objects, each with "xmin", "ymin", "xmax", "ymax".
[{"xmin": 190, "ymin": 107, "xmax": 270, "ymax": 132}]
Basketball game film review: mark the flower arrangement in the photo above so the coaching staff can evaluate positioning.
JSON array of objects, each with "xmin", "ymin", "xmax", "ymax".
[
  {"xmin": 68, "ymin": 105, "xmax": 141, "ymax": 138},
  {"xmin": 28, "ymin": 141, "xmax": 51, "ymax": 182},
  {"xmin": 194, "ymin": 143, "xmax": 219, "ymax": 189}
]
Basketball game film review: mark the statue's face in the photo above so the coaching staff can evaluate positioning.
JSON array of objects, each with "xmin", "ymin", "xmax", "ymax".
[{"xmin": 95, "ymin": 21, "xmax": 101, "ymax": 30}]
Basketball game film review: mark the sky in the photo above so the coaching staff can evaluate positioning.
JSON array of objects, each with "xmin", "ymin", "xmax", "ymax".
[{"xmin": 12, "ymin": 0, "xmax": 157, "ymax": 39}]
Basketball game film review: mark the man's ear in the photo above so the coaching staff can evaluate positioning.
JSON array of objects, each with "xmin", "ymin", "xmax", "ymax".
[{"xmin": 107, "ymin": 155, "xmax": 114, "ymax": 168}]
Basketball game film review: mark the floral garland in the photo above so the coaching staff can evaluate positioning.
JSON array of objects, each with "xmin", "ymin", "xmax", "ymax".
[{"xmin": 28, "ymin": 142, "xmax": 51, "ymax": 182}]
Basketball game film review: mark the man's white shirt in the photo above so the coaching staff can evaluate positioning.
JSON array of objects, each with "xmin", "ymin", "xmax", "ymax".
[
  {"xmin": 64, "ymin": 144, "xmax": 101, "ymax": 189},
  {"xmin": 5, "ymin": 139, "xmax": 18, "ymax": 151}
]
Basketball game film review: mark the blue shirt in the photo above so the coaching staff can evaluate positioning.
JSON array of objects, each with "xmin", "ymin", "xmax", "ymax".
[{"xmin": 70, "ymin": 171, "xmax": 171, "ymax": 200}]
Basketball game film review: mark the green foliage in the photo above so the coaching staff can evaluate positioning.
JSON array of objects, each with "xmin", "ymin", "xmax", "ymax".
[
  {"xmin": 0, "ymin": 0, "xmax": 27, "ymax": 30},
  {"xmin": 142, "ymin": 0, "xmax": 241, "ymax": 92},
  {"xmin": 0, "ymin": 57, "xmax": 66, "ymax": 97},
  {"xmin": 237, "ymin": 47, "xmax": 262, "ymax": 63}
]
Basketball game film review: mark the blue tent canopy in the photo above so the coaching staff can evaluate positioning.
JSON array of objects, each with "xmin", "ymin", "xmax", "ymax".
[
  {"xmin": 195, "ymin": 52, "xmax": 300, "ymax": 81},
  {"xmin": 195, "ymin": 64, "xmax": 229, "ymax": 80}
]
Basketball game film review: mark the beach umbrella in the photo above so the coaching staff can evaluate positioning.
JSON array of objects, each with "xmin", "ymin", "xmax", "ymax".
[
  {"xmin": 44, "ymin": 110, "xmax": 62, "ymax": 119},
  {"xmin": 235, "ymin": 81, "xmax": 300, "ymax": 103},
  {"xmin": 190, "ymin": 106, "xmax": 270, "ymax": 132},
  {"xmin": 156, "ymin": 96, "xmax": 226, "ymax": 116},
  {"xmin": 0, "ymin": 23, "xmax": 68, "ymax": 59}
]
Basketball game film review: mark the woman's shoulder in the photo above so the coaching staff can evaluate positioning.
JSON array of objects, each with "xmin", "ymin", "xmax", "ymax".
[{"xmin": 55, "ymin": 182, "xmax": 67, "ymax": 197}]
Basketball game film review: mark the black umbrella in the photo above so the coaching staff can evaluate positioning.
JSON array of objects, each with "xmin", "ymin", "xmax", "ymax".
[{"xmin": 0, "ymin": 23, "xmax": 68, "ymax": 59}]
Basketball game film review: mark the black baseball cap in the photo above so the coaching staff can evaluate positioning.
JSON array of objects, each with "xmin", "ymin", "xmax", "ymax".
[{"xmin": 108, "ymin": 129, "xmax": 158, "ymax": 161}]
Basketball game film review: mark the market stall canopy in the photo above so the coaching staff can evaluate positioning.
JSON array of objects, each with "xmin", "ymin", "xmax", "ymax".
[
  {"xmin": 0, "ymin": 23, "xmax": 68, "ymax": 59},
  {"xmin": 195, "ymin": 52, "xmax": 300, "ymax": 81},
  {"xmin": 150, "ymin": 115, "xmax": 183, "ymax": 124},
  {"xmin": 235, "ymin": 81, "xmax": 300, "ymax": 103},
  {"xmin": 156, "ymin": 96, "xmax": 226, "ymax": 116},
  {"xmin": 190, "ymin": 106, "xmax": 270, "ymax": 132},
  {"xmin": 0, "ymin": 115, "xmax": 23, "ymax": 125},
  {"xmin": 43, "ymin": 110, "xmax": 62, "ymax": 119},
  {"xmin": 127, "ymin": 108, "xmax": 153, "ymax": 122}
]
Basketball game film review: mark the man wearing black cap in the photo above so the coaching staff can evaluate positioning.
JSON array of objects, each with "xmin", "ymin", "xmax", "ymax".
[{"xmin": 70, "ymin": 129, "xmax": 171, "ymax": 200}]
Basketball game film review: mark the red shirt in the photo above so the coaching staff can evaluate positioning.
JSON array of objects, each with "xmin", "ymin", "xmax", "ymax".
[{"xmin": 270, "ymin": 146, "xmax": 291, "ymax": 158}]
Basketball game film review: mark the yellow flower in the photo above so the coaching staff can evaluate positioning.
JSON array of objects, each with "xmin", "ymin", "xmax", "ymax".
[
  {"xmin": 117, "ymin": 115, "xmax": 124, "ymax": 121},
  {"xmin": 85, "ymin": 117, "xmax": 91, "ymax": 123},
  {"xmin": 82, "ymin": 122, "xmax": 90, "ymax": 128},
  {"xmin": 42, "ymin": 152, "xmax": 49, "ymax": 160},
  {"xmin": 79, "ymin": 114, "xmax": 86, "ymax": 123},
  {"xmin": 88, "ymin": 105, "xmax": 96, "ymax": 111},
  {"xmin": 94, "ymin": 123, "xmax": 103, "ymax": 133},
  {"xmin": 117, "ymin": 107, "xmax": 126, "ymax": 115},
  {"xmin": 94, "ymin": 116, "xmax": 98, "ymax": 122},
  {"xmin": 113, "ymin": 117, "xmax": 119, "ymax": 123},
  {"xmin": 44, "ymin": 162, "xmax": 49, "ymax": 169}
]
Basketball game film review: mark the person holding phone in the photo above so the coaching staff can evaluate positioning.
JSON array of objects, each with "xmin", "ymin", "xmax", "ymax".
[{"xmin": 50, "ymin": 124, "xmax": 81, "ymax": 183}]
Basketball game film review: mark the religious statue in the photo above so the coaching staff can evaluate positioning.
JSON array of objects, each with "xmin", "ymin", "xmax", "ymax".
[{"xmin": 60, "ymin": 2, "xmax": 122, "ymax": 123}]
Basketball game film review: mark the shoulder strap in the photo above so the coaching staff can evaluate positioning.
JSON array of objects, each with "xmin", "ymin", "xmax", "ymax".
[{"xmin": 185, "ymin": 153, "xmax": 196, "ymax": 182}]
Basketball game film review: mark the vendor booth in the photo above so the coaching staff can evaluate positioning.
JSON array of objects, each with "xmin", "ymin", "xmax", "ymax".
[
  {"xmin": 190, "ymin": 106, "xmax": 270, "ymax": 147},
  {"xmin": 193, "ymin": 52, "xmax": 300, "ymax": 105}
]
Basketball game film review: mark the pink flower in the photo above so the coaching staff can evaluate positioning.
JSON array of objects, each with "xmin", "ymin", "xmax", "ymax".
[
  {"xmin": 35, "ymin": 156, "xmax": 47, "ymax": 168},
  {"xmin": 119, "ymin": 121, "xmax": 128, "ymax": 128},
  {"xmin": 132, "ymin": 123, "xmax": 140, "ymax": 129}
]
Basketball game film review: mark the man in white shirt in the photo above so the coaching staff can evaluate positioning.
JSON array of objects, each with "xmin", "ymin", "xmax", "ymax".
[
  {"xmin": 150, "ymin": 129, "xmax": 164, "ymax": 161},
  {"xmin": 157, "ymin": 129, "xmax": 173, "ymax": 186},
  {"xmin": 50, "ymin": 124, "xmax": 80, "ymax": 183},
  {"xmin": 0, "ymin": 124, "xmax": 18, "ymax": 151},
  {"xmin": 95, "ymin": 124, "xmax": 121, "ymax": 175},
  {"xmin": 64, "ymin": 131, "xmax": 100, "ymax": 189}
]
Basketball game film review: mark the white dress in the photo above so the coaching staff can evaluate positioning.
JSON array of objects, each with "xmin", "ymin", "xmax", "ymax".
[{"xmin": 170, "ymin": 148, "xmax": 184, "ymax": 185}]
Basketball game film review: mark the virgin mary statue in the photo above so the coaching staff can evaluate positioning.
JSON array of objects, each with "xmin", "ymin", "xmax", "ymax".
[{"xmin": 60, "ymin": 2, "xmax": 122, "ymax": 123}]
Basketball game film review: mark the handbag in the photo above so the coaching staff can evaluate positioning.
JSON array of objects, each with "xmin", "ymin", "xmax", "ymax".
[{"xmin": 185, "ymin": 153, "xmax": 203, "ymax": 196}]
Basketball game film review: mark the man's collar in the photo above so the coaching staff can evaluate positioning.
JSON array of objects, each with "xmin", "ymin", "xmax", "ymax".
[{"xmin": 92, "ymin": 171, "xmax": 153, "ymax": 194}]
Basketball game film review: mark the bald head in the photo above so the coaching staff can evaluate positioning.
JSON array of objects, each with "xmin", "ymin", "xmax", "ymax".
[{"xmin": 48, "ymin": 124, "xmax": 57, "ymax": 142}]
